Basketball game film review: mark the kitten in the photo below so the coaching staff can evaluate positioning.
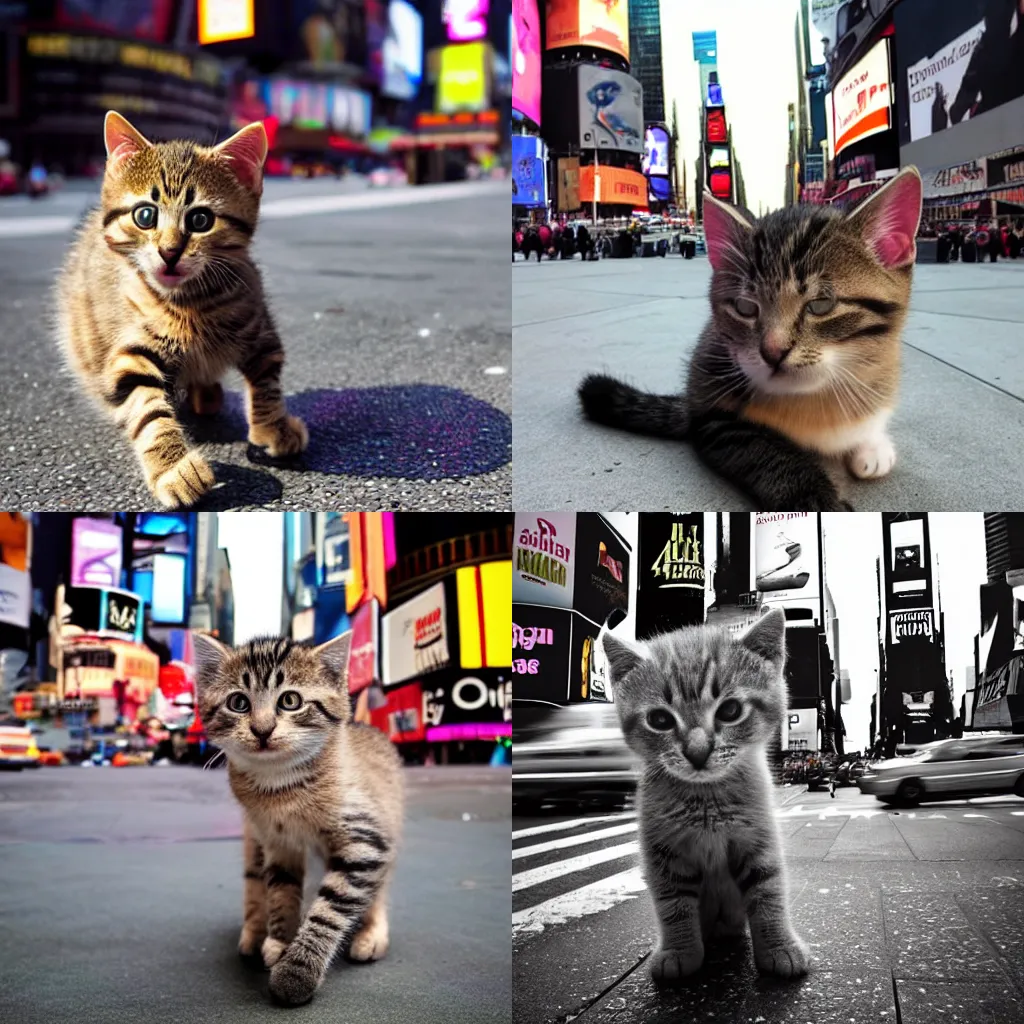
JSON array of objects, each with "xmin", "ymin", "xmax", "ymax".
[
  {"xmin": 193, "ymin": 632, "xmax": 403, "ymax": 1007},
  {"xmin": 578, "ymin": 168, "xmax": 923, "ymax": 511},
  {"xmin": 602, "ymin": 609, "xmax": 810, "ymax": 983},
  {"xmin": 56, "ymin": 111, "xmax": 308, "ymax": 509}
]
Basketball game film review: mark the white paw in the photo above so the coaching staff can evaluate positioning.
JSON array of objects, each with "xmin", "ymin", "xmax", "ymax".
[
  {"xmin": 649, "ymin": 944, "xmax": 704, "ymax": 984},
  {"xmin": 754, "ymin": 935, "xmax": 812, "ymax": 977},
  {"xmin": 261, "ymin": 936, "xmax": 287, "ymax": 968},
  {"xmin": 848, "ymin": 435, "xmax": 896, "ymax": 479}
]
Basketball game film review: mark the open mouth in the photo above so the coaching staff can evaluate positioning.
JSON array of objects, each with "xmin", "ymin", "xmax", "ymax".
[{"xmin": 155, "ymin": 266, "xmax": 189, "ymax": 287}]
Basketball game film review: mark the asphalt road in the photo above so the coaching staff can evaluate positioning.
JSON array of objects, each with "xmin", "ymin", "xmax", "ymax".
[
  {"xmin": 512, "ymin": 252, "xmax": 1024, "ymax": 510},
  {"xmin": 513, "ymin": 785, "xmax": 1024, "ymax": 1024},
  {"xmin": 0, "ymin": 763, "xmax": 511, "ymax": 1024},
  {"xmin": 0, "ymin": 177, "xmax": 510, "ymax": 511}
]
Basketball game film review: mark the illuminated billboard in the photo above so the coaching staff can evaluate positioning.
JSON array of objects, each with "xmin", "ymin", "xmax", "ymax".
[
  {"xmin": 643, "ymin": 124, "xmax": 669, "ymax": 176},
  {"xmin": 437, "ymin": 41, "xmax": 489, "ymax": 113},
  {"xmin": 709, "ymin": 146, "xmax": 730, "ymax": 168},
  {"xmin": 512, "ymin": 135, "xmax": 547, "ymax": 208},
  {"xmin": 512, "ymin": 0, "xmax": 541, "ymax": 126},
  {"xmin": 546, "ymin": 0, "xmax": 630, "ymax": 62},
  {"xmin": 444, "ymin": 0, "xmax": 489, "ymax": 43},
  {"xmin": 649, "ymin": 176, "xmax": 671, "ymax": 201},
  {"xmin": 705, "ymin": 107, "xmax": 727, "ymax": 144},
  {"xmin": 59, "ymin": 0, "xmax": 175, "ymax": 42},
  {"xmin": 755, "ymin": 512, "xmax": 821, "ymax": 618},
  {"xmin": 709, "ymin": 169, "xmax": 732, "ymax": 199},
  {"xmin": 832, "ymin": 37, "xmax": 891, "ymax": 156},
  {"xmin": 382, "ymin": 0, "xmax": 423, "ymax": 100},
  {"xmin": 577, "ymin": 65, "xmax": 643, "ymax": 154}
]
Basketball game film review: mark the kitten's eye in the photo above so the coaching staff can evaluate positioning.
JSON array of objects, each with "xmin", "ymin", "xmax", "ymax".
[
  {"xmin": 806, "ymin": 296, "xmax": 836, "ymax": 316},
  {"xmin": 226, "ymin": 693, "xmax": 250, "ymax": 713},
  {"xmin": 646, "ymin": 708, "xmax": 675, "ymax": 731},
  {"xmin": 278, "ymin": 691, "xmax": 303, "ymax": 711},
  {"xmin": 185, "ymin": 207, "xmax": 214, "ymax": 233},
  {"xmin": 716, "ymin": 699, "xmax": 743, "ymax": 722},
  {"xmin": 132, "ymin": 204, "xmax": 158, "ymax": 229},
  {"xmin": 733, "ymin": 297, "xmax": 759, "ymax": 318}
]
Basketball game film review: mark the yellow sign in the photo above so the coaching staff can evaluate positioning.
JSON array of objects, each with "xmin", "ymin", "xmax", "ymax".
[
  {"xmin": 198, "ymin": 0, "xmax": 255, "ymax": 45},
  {"xmin": 457, "ymin": 561, "xmax": 512, "ymax": 669},
  {"xmin": 437, "ymin": 42, "xmax": 489, "ymax": 114}
]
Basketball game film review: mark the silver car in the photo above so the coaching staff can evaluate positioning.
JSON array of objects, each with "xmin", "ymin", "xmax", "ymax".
[{"xmin": 857, "ymin": 734, "xmax": 1024, "ymax": 806}]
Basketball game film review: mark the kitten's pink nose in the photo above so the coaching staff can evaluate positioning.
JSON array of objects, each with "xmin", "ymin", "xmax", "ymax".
[
  {"xmin": 760, "ymin": 330, "xmax": 793, "ymax": 369},
  {"xmin": 158, "ymin": 244, "xmax": 185, "ymax": 269},
  {"xmin": 250, "ymin": 722, "xmax": 275, "ymax": 747},
  {"xmin": 683, "ymin": 729, "xmax": 712, "ymax": 770}
]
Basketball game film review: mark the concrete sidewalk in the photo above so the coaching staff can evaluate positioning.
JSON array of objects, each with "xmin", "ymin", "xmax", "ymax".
[{"xmin": 511, "ymin": 254, "xmax": 1024, "ymax": 510}]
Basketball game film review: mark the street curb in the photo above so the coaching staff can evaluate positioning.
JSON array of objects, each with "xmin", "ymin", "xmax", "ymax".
[{"xmin": 776, "ymin": 785, "xmax": 809, "ymax": 808}]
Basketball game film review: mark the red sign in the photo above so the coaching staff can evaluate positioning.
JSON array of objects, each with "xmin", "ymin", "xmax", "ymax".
[
  {"xmin": 348, "ymin": 599, "xmax": 379, "ymax": 695},
  {"xmin": 705, "ymin": 108, "xmax": 727, "ymax": 144},
  {"xmin": 369, "ymin": 681, "xmax": 425, "ymax": 743}
]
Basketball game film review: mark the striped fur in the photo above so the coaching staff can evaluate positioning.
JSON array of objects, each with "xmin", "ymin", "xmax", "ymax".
[
  {"xmin": 56, "ymin": 112, "xmax": 307, "ymax": 509},
  {"xmin": 193, "ymin": 633, "xmax": 403, "ymax": 1007},
  {"xmin": 578, "ymin": 168, "xmax": 922, "ymax": 511},
  {"xmin": 602, "ymin": 610, "xmax": 811, "ymax": 983}
]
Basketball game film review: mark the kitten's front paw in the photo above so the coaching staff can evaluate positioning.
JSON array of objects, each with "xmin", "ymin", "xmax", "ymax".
[
  {"xmin": 260, "ymin": 936, "xmax": 287, "ymax": 968},
  {"xmin": 847, "ymin": 435, "xmax": 896, "ymax": 480},
  {"xmin": 249, "ymin": 415, "xmax": 308, "ymax": 457},
  {"xmin": 269, "ymin": 957, "xmax": 321, "ymax": 1007},
  {"xmin": 348, "ymin": 917, "xmax": 389, "ymax": 962},
  {"xmin": 754, "ymin": 935, "xmax": 812, "ymax": 978},
  {"xmin": 238, "ymin": 926, "xmax": 267, "ymax": 958},
  {"xmin": 151, "ymin": 450, "xmax": 215, "ymax": 508},
  {"xmin": 649, "ymin": 944, "xmax": 704, "ymax": 984}
]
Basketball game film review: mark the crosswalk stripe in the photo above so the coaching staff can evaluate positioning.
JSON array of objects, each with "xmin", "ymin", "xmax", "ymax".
[
  {"xmin": 513, "ymin": 841, "xmax": 639, "ymax": 893},
  {"xmin": 512, "ymin": 811, "xmax": 635, "ymax": 841},
  {"xmin": 512, "ymin": 821, "xmax": 639, "ymax": 860},
  {"xmin": 513, "ymin": 867, "xmax": 646, "ymax": 938}
]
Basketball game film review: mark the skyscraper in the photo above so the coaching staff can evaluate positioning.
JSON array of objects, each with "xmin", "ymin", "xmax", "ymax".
[{"xmin": 628, "ymin": 0, "xmax": 665, "ymax": 123}]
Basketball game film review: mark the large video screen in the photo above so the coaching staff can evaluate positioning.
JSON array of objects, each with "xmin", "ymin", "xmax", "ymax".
[
  {"xmin": 832, "ymin": 37, "xmax": 890, "ymax": 156},
  {"xmin": 437, "ymin": 40, "xmax": 489, "ymax": 113},
  {"xmin": 512, "ymin": 0, "xmax": 541, "ymax": 126},
  {"xmin": 382, "ymin": 0, "xmax": 423, "ymax": 100},
  {"xmin": 643, "ymin": 124, "xmax": 669, "ymax": 176},
  {"xmin": 577, "ymin": 65, "xmax": 643, "ymax": 154},
  {"xmin": 894, "ymin": 0, "xmax": 1024, "ymax": 147},
  {"xmin": 546, "ymin": 0, "xmax": 630, "ymax": 62},
  {"xmin": 705, "ymin": 107, "xmax": 727, "ymax": 144},
  {"xmin": 512, "ymin": 136, "xmax": 546, "ymax": 208},
  {"xmin": 57, "ymin": 0, "xmax": 174, "ymax": 42},
  {"xmin": 444, "ymin": 0, "xmax": 489, "ymax": 43}
]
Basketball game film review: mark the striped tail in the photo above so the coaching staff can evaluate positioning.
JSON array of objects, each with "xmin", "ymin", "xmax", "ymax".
[{"xmin": 578, "ymin": 373, "xmax": 690, "ymax": 440}]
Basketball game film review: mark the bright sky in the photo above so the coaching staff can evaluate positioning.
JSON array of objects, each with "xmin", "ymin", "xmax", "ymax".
[
  {"xmin": 660, "ymin": 0, "xmax": 823, "ymax": 216},
  {"xmin": 217, "ymin": 512, "xmax": 284, "ymax": 644}
]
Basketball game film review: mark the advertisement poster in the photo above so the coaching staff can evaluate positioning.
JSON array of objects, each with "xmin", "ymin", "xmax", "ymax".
[
  {"xmin": 986, "ymin": 147, "xmax": 1024, "ymax": 188},
  {"xmin": 512, "ymin": 603, "xmax": 572, "ymax": 703},
  {"xmin": 381, "ymin": 580, "xmax": 450, "ymax": 687},
  {"xmin": 568, "ymin": 613, "xmax": 611, "ymax": 702},
  {"xmin": 579, "ymin": 164, "xmax": 647, "ymax": 207},
  {"xmin": 832, "ymin": 38, "xmax": 891, "ymax": 155},
  {"xmin": 886, "ymin": 515, "xmax": 930, "ymax": 601},
  {"xmin": 889, "ymin": 608, "xmax": 934, "ymax": 644},
  {"xmin": 512, "ymin": 0, "xmax": 541, "ymax": 125},
  {"xmin": 61, "ymin": 585, "xmax": 144, "ymax": 644},
  {"xmin": 708, "ymin": 146, "xmax": 730, "ymax": 168},
  {"xmin": 422, "ymin": 667, "xmax": 511, "ymax": 729},
  {"xmin": 643, "ymin": 124, "xmax": 670, "ymax": 176},
  {"xmin": 922, "ymin": 159, "xmax": 987, "ymax": 198},
  {"xmin": 635, "ymin": 514, "xmax": 705, "ymax": 641},
  {"xmin": 58, "ymin": 0, "xmax": 174, "ymax": 42},
  {"xmin": 437, "ymin": 40, "xmax": 489, "ymax": 113},
  {"xmin": 0, "ymin": 563, "xmax": 30, "ymax": 629},
  {"xmin": 709, "ymin": 168, "xmax": 732, "ymax": 199},
  {"xmin": 577, "ymin": 65, "xmax": 643, "ymax": 154},
  {"xmin": 557, "ymin": 156, "xmax": 580, "ymax": 211},
  {"xmin": 512, "ymin": 135, "xmax": 546, "ymax": 208},
  {"xmin": 546, "ymin": 0, "xmax": 629, "ymax": 61},
  {"xmin": 572, "ymin": 513, "xmax": 630, "ymax": 630},
  {"xmin": 513, "ymin": 512, "xmax": 577, "ymax": 609},
  {"xmin": 649, "ymin": 176, "xmax": 671, "ymax": 201},
  {"xmin": 456, "ymin": 561, "xmax": 512, "ymax": 670},
  {"xmin": 755, "ymin": 513, "xmax": 821, "ymax": 611},
  {"xmin": 444, "ymin": 0, "xmax": 489, "ymax": 43},
  {"xmin": 705, "ymin": 107, "xmax": 727, "ymax": 143},
  {"xmin": 783, "ymin": 707, "xmax": 818, "ymax": 752},
  {"xmin": 382, "ymin": 0, "xmax": 423, "ymax": 100},
  {"xmin": 71, "ymin": 518, "xmax": 123, "ymax": 589},
  {"xmin": 291, "ymin": 0, "xmax": 366, "ymax": 67},
  {"xmin": 369, "ymin": 680, "xmax": 424, "ymax": 742},
  {"xmin": 348, "ymin": 598, "xmax": 380, "ymax": 694}
]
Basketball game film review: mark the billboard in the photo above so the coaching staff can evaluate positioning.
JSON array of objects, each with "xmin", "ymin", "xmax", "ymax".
[
  {"xmin": 755, "ymin": 513, "xmax": 821, "ymax": 612},
  {"xmin": 709, "ymin": 169, "xmax": 732, "ymax": 199},
  {"xmin": 290, "ymin": 0, "xmax": 369, "ymax": 68},
  {"xmin": 71, "ymin": 519, "xmax": 123, "ymax": 589},
  {"xmin": 636, "ymin": 514, "xmax": 705, "ymax": 641},
  {"xmin": 832, "ymin": 37, "xmax": 891, "ymax": 156},
  {"xmin": 708, "ymin": 146, "xmax": 730, "ymax": 168},
  {"xmin": 649, "ymin": 175, "xmax": 671, "ymax": 201},
  {"xmin": 578, "ymin": 66, "xmax": 643, "ymax": 153},
  {"xmin": 60, "ymin": 585, "xmax": 144, "ymax": 644},
  {"xmin": 705, "ymin": 107, "xmax": 727, "ymax": 143},
  {"xmin": 886, "ymin": 516, "xmax": 931, "ymax": 603},
  {"xmin": 643, "ymin": 124, "xmax": 670, "ymax": 176},
  {"xmin": 444, "ymin": 0, "xmax": 489, "ymax": 43},
  {"xmin": 381, "ymin": 581, "xmax": 450, "ymax": 686},
  {"xmin": 987, "ymin": 148, "xmax": 1024, "ymax": 188},
  {"xmin": 0, "ymin": 563, "xmax": 30, "ymax": 629},
  {"xmin": 513, "ymin": 513, "xmax": 576, "ymax": 608},
  {"xmin": 423, "ymin": 668, "xmax": 511, "ymax": 733},
  {"xmin": 437, "ymin": 41, "xmax": 489, "ymax": 112},
  {"xmin": 348, "ymin": 598, "xmax": 380, "ymax": 694},
  {"xmin": 889, "ymin": 608, "xmax": 934, "ymax": 645},
  {"xmin": 692, "ymin": 30, "xmax": 717, "ymax": 64},
  {"xmin": 556, "ymin": 156, "xmax": 581, "ymax": 211},
  {"xmin": 58, "ymin": 0, "xmax": 174, "ymax": 42},
  {"xmin": 512, "ymin": 604, "xmax": 572, "ymax": 703},
  {"xmin": 198, "ymin": 0, "xmax": 254, "ymax": 45},
  {"xmin": 922, "ymin": 159, "xmax": 988, "ymax": 198},
  {"xmin": 894, "ymin": 0, "xmax": 1024, "ymax": 146},
  {"xmin": 579, "ymin": 164, "xmax": 647, "ymax": 207},
  {"xmin": 150, "ymin": 552, "xmax": 187, "ymax": 625},
  {"xmin": 546, "ymin": 0, "xmax": 630, "ymax": 61},
  {"xmin": 456, "ymin": 561, "xmax": 512, "ymax": 669},
  {"xmin": 382, "ymin": 0, "xmax": 423, "ymax": 100},
  {"xmin": 785, "ymin": 626, "xmax": 822, "ymax": 704},
  {"xmin": 573, "ymin": 514, "xmax": 630, "ymax": 630},
  {"xmin": 512, "ymin": 0, "xmax": 541, "ymax": 125}
]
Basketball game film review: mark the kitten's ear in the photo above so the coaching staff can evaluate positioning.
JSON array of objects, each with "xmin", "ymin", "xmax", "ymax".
[
  {"xmin": 846, "ymin": 166, "xmax": 922, "ymax": 268},
  {"xmin": 314, "ymin": 631, "xmax": 352, "ymax": 683},
  {"xmin": 191, "ymin": 632, "xmax": 229, "ymax": 687},
  {"xmin": 740, "ymin": 609, "xmax": 786, "ymax": 666},
  {"xmin": 104, "ymin": 111, "xmax": 151, "ymax": 171},
  {"xmin": 213, "ymin": 121, "xmax": 268, "ymax": 194},
  {"xmin": 702, "ymin": 190, "xmax": 753, "ymax": 271},
  {"xmin": 601, "ymin": 632, "xmax": 644, "ymax": 681}
]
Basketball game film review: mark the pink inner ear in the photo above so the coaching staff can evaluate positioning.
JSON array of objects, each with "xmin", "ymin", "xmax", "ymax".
[
  {"xmin": 703, "ymin": 197, "xmax": 749, "ymax": 271},
  {"xmin": 219, "ymin": 126, "xmax": 267, "ymax": 190},
  {"xmin": 862, "ymin": 172, "xmax": 922, "ymax": 268}
]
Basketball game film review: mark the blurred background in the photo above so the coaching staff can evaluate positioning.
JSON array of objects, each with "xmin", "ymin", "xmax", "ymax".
[{"xmin": 0, "ymin": 0, "xmax": 512, "ymax": 189}]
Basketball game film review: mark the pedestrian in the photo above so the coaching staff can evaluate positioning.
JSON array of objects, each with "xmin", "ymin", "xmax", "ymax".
[
  {"xmin": 988, "ymin": 219, "xmax": 1002, "ymax": 262},
  {"xmin": 1010, "ymin": 220, "xmax": 1023, "ymax": 259}
]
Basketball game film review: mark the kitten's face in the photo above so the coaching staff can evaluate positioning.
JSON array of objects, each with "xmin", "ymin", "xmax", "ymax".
[
  {"xmin": 603, "ymin": 611, "xmax": 787, "ymax": 784},
  {"xmin": 100, "ymin": 113, "xmax": 265, "ymax": 296},
  {"xmin": 193, "ymin": 634, "xmax": 352, "ymax": 770},
  {"xmin": 704, "ymin": 169, "xmax": 922, "ymax": 400}
]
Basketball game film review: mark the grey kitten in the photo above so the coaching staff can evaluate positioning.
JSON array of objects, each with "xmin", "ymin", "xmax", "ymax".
[{"xmin": 602, "ymin": 609, "xmax": 810, "ymax": 983}]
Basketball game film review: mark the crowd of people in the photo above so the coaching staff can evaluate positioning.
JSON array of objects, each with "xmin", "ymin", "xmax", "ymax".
[
  {"xmin": 918, "ymin": 217, "xmax": 1024, "ymax": 262},
  {"xmin": 514, "ymin": 219, "xmax": 597, "ymax": 262}
]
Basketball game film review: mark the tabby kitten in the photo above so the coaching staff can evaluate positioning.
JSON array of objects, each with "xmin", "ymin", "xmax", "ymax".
[
  {"xmin": 193, "ymin": 632, "xmax": 403, "ymax": 1007},
  {"xmin": 579, "ymin": 168, "xmax": 923, "ymax": 511},
  {"xmin": 602, "ymin": 609, "xmax": 810, "ymax": 983},
  {"xmin": 57, "ymin": 111, "xmax": 308, "ymax": 509}
]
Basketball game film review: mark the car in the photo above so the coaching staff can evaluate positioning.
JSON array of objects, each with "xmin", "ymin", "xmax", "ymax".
[
  {"xmin": 856, "ymin": 735, "xmax": 1024, "ymax": 806},
  {"xmin": 512, "ymin": 703, "xmax": 638, "ymax": 809},
  {"xmin": 0, "ymin": 723, "xmax": 42, "ymax": 769}
]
